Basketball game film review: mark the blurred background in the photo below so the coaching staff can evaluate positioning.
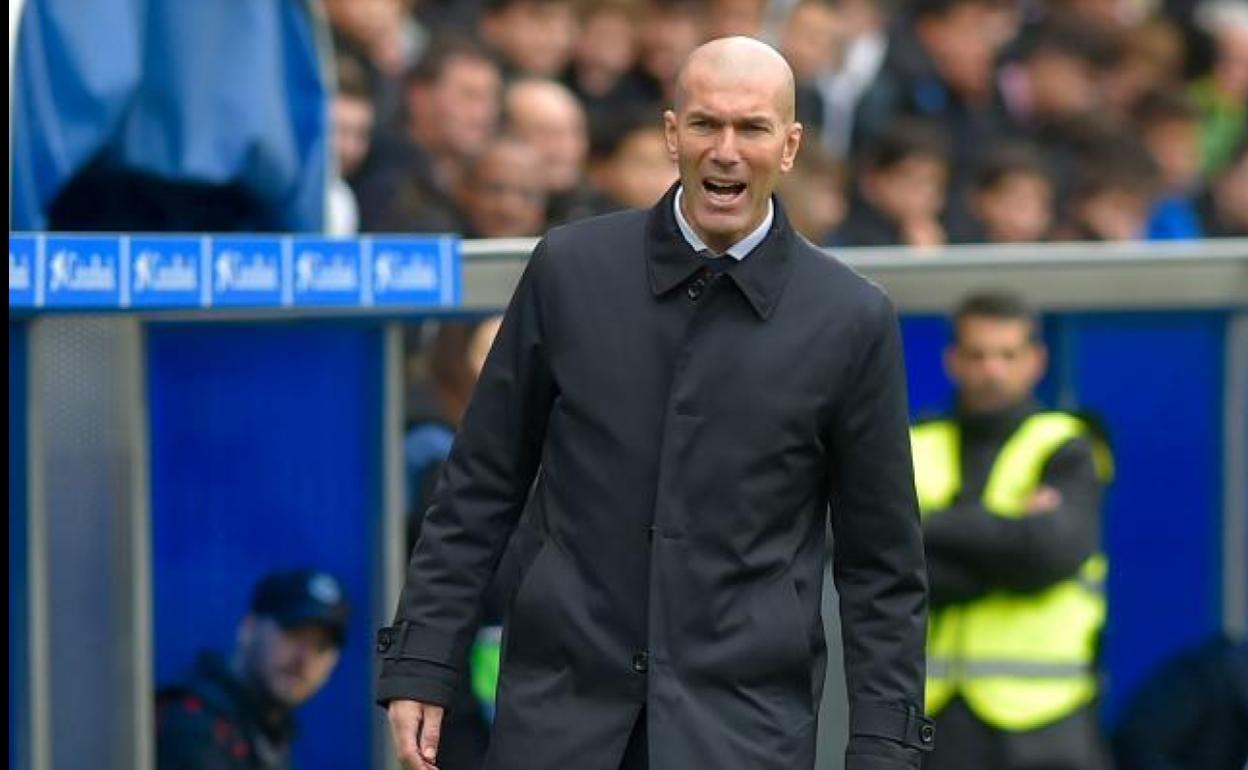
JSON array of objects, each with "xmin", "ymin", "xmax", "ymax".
[{"xmin": 8, "ymin": 0, "xmax": 1247, "ymax": 768}]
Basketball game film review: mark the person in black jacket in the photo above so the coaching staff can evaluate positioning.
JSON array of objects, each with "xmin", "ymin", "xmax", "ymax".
[
  {"xmin": 1113, "ymin": 634, "xmax": 1248, "ymax": 770},
  {"xmin": 156, "ymin": 569, "xmax": 348, "ymax": 770},
  {"xmin": 379, "ymin": 36, "xmax": 933, "ymax": 770}
]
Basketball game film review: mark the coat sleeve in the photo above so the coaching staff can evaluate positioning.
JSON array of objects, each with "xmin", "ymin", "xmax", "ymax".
[
  {"xmin": 377, "ymin": 241, "xmax": 558, "ymax": 707},
  {"xmin": 826, "ymin": 289, "xmax": 933, "ymax": 768}
]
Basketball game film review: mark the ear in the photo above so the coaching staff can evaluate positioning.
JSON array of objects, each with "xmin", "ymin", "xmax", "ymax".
[
  {"xmin": 663, "ymin": 110, "xmax": 680, "ymax": 162},
  {"xmin": 1030, "ymin": 341, "xmax": 1049, "ymax": 381},
  {"xmin": 779, "ymin": 122, "xmax": 803, "ymax": 174},
  {"xmin": 943, "ymin": 343, "xmax": 958, "ymax": 383}
]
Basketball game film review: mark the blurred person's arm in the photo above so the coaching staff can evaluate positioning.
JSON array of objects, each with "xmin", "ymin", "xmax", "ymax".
[
  {"xmin": 925, "ymin": 546, "xmax": 991, "ymax": 608},
  {"xmin": 921, "ymin": 437, "xmax": 1101, "ymax": 593}
]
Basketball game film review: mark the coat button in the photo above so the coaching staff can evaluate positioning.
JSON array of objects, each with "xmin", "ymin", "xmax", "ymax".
[
  {"xmin": 686, "ymin": 279, "xmax": 705, "ymax": 300},
  {"xmin": 919, "ymin": 724, "xmax": 935, "ymax": 744},
  {"xmin": 376, "ymin": 627, "xmax": 394, "ymax": 653},
  {"xmin": 631, "ymin": 651, "xmax": 649, "ymax": 674}
]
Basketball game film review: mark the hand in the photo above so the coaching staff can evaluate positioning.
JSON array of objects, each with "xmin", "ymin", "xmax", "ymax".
[
  {"xmin": 1025, "ymin": 485, "xmax": 1062, "ymax": 514},
  {"xmin": 388, "ymin": 699, "xmax": 444, "ymax": 770}
]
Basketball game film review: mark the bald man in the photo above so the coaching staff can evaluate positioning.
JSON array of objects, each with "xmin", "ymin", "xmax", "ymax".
[
  {"xmin": 504, "ymin": 79, "xmax": 600, "ymax": 225},
  {"xmin": 379, "ymin": 37, "xmax": 932, "ymax": 770}
]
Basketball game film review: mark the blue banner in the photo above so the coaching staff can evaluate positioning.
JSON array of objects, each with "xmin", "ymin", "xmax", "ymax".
[
  {"xmin": 130, "ymin": 236, "xmax": 204, "ymax": 309},
  {"xmin": 8, "ymin": 233, "xmax": 461, "ymax": 313},
  {"xmin": 43, "ymin": 236, "xmax": 122, "ymax": 308},
  {"xmin": 370, "ymin": 236, "xmax": 460, "ymax": 308},
  {"xmin": 8, "ymin": 235, "xmax": 37, "ymax": 308},
  {"xmin": 292, "ymin": 237, "xmax": 363, "ymax": 307}
]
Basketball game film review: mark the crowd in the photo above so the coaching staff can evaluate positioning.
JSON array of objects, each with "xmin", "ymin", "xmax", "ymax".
[{"xmin": 325, "ymin": 0, "xmax": 1248, "ymax": 246}]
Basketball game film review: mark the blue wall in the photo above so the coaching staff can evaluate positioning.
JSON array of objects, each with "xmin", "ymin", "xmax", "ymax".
[
  {"xmin": 147, "ymin": 323, "xmax": 385, "ymax": 770},
  {"xmin": 9, "ymin": 323, "xmax": 29, "ymax": 770}
]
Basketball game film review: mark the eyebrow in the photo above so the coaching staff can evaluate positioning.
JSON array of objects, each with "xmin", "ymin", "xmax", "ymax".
[{"xmin": 686, "ymin": 110, "xmax": 777, "ymax": 126}]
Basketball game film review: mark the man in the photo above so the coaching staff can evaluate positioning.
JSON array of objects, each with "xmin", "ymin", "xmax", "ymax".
[
  {"xmin": 502, "ymin": 80, "xmax": 598, "ymax": 226},
  {"xmin": 356, "ymin": 37, "xmax": 502, "ymax": 232},
  {"xmin": 378, "ymin": 37, "xmax": 933, "ymax": 770},
  {"xmin": 913, "ymin": 291, "xmax": 1113, "ymax": 770},
  {"xmin": 156, "ymin": 569, "xmax": 349, "ymax": 769},
  {"xmin": 454, "ymin": 137, "xmax": 548, "ymax": 238}
]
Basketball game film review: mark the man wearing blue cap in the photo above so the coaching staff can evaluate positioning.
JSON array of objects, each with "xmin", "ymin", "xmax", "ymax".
[{"xmin": 156, "ymin": 568, "xmax": 349, "ymax": 770}]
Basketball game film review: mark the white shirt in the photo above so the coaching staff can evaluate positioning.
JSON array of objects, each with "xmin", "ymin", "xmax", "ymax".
[{"xmin": 674, "ymin": 186, "xmax": 774, "ymax": 261}]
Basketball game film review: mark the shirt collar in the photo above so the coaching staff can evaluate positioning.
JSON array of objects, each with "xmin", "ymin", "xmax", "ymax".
[
  {"xmin": 674, "ymin": 186, "xmax": 774, "ymax": 261},
  {"xmin": 646, "ymin": 183, "xmax": 795, "ymax": 320}
]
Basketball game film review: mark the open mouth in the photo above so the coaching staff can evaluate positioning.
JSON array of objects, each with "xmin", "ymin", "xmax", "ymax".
[{"xmin": 702, "ymin": 179, "xmax": 747, "ymax": 206}]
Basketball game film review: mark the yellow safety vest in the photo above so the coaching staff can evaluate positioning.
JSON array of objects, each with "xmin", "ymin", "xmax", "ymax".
[{"xmin": 912, "ymin": 412, "xmax": 1113, "ymax": 732}]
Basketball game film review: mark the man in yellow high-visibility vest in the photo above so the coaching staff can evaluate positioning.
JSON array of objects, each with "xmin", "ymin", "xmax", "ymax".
[{"xmin": 914, "ymin": 291, "xmax": 1113, "ymax": 770}]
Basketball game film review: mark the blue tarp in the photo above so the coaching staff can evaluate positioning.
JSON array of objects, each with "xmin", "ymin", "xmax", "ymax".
[{"xmin": 11, "ymin": 0, "xmax": 330, "ymax": 232}]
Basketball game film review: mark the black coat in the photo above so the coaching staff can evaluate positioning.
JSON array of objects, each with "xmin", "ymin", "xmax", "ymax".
[{"xmin": 378, "ymin": 186, "xmax": 932, "ymax": 769}]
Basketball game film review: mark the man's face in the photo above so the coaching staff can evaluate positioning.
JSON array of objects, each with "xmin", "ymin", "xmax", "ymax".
[
  {"xmin": 864, "ymin": 156, "xmax": 948, "ymax": 223},
  {"xmin": 1143, "ymin": 119, "xmax": 1201, "ymax": 193},
  {"xmin": 509, "ymin": 91, "xmax": 588, "ymax": 193},
  {"xmin": 946, "ymin": 316, "xmax": 1046, "ymax": 414},
  {"xmin": 463, "ymin": 143, "xmax": 547, "ymax": 237},
  {"xmin": 782, "ymin": 3, "xmax": 843, "ymax": 82},
  {"xmin": 607, "ymin": 128, "xmax": 678, "ymax": 208},
  {"xmin": 486, "ymin": 1, "xmax": 577, "ymax": 77},
  {"xmin": 918, "ymin": 2, "xmax": 997, "ymax": 98},
  {"xmin": 429, "ymin": 57, "xmax": 502, "ymax": 160},
  {"xmin": 974, "ymin": 172, "xmax": 1053, "ymax": 243},
  {"xmin": 240, "ymin": 616, "xmax": 340, "ymax": 708},
  {"xmin": 663, "ymin": 65, "xmax": 802, "ymax": 253}
]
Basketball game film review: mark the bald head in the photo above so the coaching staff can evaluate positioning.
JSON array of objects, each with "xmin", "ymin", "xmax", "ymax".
[
  {"xmin": 505, "ymin": 79, "xmax": 589, "ymax": 192},
  {"xmin": 674, "ymin": 36, "xmax": 797, "ymax": 122}
]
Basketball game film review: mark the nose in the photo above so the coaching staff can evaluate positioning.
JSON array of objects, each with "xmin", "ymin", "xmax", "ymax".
[{"xmin": 710, "ymin": 126, "xmax": 740, "ymax": 165}]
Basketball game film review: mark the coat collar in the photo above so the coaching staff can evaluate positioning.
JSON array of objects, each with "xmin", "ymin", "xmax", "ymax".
[{"xmin": 645, "ymin": 183, "xmax": 795, "ymax": 320}]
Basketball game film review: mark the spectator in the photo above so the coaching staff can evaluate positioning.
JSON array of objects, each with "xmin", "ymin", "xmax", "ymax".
[
  {"xmin": 156, "ymin": 569, "xmax": 348, "ymax": 770},
  {"xmin": 780, "ymin": 0, "xmax": 844, "ymax": 134},
  {"xmin": 563, "ymin": 0, "xmax": 654, "ymax": 137},
  {"xmin": 777, "ymin": 142, "xmax": 847, "ymax": 243},
  {"xmin": 1135, "ymin": 89, "xmax": 1205, "ymax": 239},
  {"xmin": 1113, "ymin": 634, "xmax": 1248, "ymax": 770},
  {"xmin": 963, "ymin": 143, "xmax": 1056, "ymax": 243},
  {"xmin": 454, "ymin": 137, "xmax": 548, "ymax": 237},
  {"xmin": 635, "ymin": 0, "xmax": 706, "ymax": 106},
  {"xmin": 325, "ymin": 0, "xmax": 426, "ymax": 126},
  {"xmin": 834, "ymin": 119, "xmax": 951, "ymax": 248},
  {"xmin": 816, "ymin": 0, "xmax": 889, "ymax": 157},
  {"xmin": 1006, "ymin": 16, "xmax": 1116, "ymax": 207},
  {"xmin": 854, "ymin": 0, "xmax": 1018, "ymax": 218},
  {"xmin": 1190, "ymin": 1, "xmax": 1248, "ymax": 176},
  {"xmin": 504, "ymin": 79, "xmax": 598, "ymax": 225},
  {"xmin": 586, "ymin": 110, "xmax": 678, "ymax": 211},
  {"xmin": 1058, "ymin": 136, "xmax": 1160, "ymax": 241},
  {"xmin": 705, "ymin": 0, "xmax": 768, "ymax": 40},
  {"xmin": 1101, "ymin": 17, "xmax": 1187, "ymax": 121},
  {"xmin": 357, "ymin": 37, "xmax": 502, "ymax": 232},
  {"xmin": 328, "ymin": 55, "xmax": 377, "ymax": 235},
  {"xmin": 481, "ymin": 0, "xmax": 578, "ymax": 79},
  {"xmin": 1196, "ymin": 138, "xmax": 1248, "ymax": 236}
]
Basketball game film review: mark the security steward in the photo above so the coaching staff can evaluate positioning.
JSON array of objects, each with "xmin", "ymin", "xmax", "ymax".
[
  {"xmin": 914, "ymin": 291, "xmax": 1113, "ymax": 770},
  {"xmin": 156, "ymin": 569, "xmax": 349, "ymax": 770}
]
